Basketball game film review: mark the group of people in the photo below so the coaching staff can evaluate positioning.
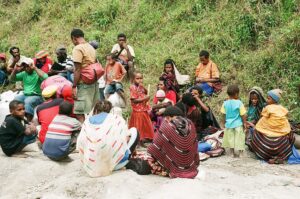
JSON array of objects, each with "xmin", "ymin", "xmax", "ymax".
[{"xmin": 0, "ymin": 28, "xmax": 299, "ymax": 179}]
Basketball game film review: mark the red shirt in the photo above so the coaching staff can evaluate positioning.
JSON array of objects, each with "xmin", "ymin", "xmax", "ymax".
[
  {"xmin": 33, "ymin": 57, "xmax": 53, "ymax": 73},
  {"xmin": 130, "ymin": 84, "xmax": 150, "ymax": 112},
  {"xmin": 36, "ymin": 98, "xmax": 63, "ymax": 143},
  {"xmin": 153, "ymin": 90, "xmax": 177, "ymax": 105}
]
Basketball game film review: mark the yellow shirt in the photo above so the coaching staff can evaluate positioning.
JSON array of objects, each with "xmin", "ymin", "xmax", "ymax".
[{"xmin": 255, "ymin": 104, "xmax": 291, "ymax": 137}]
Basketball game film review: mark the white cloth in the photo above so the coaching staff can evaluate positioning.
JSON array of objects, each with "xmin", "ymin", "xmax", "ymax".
[
  {"xmin": 77, "ymin": 113, "xmax": 129, "ymax": 177},
  {"xmin": 174, "ymin": 65, "xmax": 190, "ymax": 85},
  {"xmin": 98, "ymin": 76, "xmax": 105, "ymax": 89},
  {"xmin": 0, "ymin": 91, "xmax": 21, "ymax": 124},
  {"xmin": 107, "ymin": 92, "xmax": 126, "ymax": 108}
]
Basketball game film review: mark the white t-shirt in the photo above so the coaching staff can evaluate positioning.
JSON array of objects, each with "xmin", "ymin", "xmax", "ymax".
[
  {"xmin": 111, "ymin": 44, "xmax": 135, "ymax": 61},
  {"xmin": 8, "ymin": 55, "xmax": 27, "ymax": 67}
]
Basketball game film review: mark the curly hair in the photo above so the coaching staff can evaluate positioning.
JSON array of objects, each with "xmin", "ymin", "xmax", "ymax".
[{"xmin": 93, "ymin": 100, "xmax": 112, "ymax": 115}]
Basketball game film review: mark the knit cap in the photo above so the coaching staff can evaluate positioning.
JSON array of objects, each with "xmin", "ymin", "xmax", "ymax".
[
  {"xmin": 267, "ymin": 89, "xmax": 282, "ymax": 103},
  {"xmin": 156, "ymin": 90, "xmax": 166, "ymax": 98}
]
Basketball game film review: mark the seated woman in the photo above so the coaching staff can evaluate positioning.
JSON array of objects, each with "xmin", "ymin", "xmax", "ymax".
[
  {"xmin": 176, "ymin": 93, "xmax": 202, "ymax": 140},
  {"xmin": 148, "ymin": 106, "xmax": 199, "ymax": 178},
  {"xmin": 153, "ymin": 77, "xmax": 177, "ymax": 105},
  {"xmin": 245, "ymin": 87, "xmax": 266, "ymax": 144},
  {"xmin": 190, "ymin": 86, "xmax": 220, "ymax": 131},
  {"xmin": 77, "ymin": 100, "xmax": 139, "ymax": 177},
  {"xmin": 160, "ymin": 59, "xmax": 180, "ymax": 93},
  {"xmin": 250, "ymin": 89, "xmax": 294, "ymax": 164}
]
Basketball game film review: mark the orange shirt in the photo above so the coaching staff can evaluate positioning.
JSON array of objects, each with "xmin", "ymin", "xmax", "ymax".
[
  {"xmin": 105, "ymin": 62, "xmax": 126, "ymax": 84},
  {"xmin": 195, "ymin": 61, "xmax": 220, "ymax": 86}
]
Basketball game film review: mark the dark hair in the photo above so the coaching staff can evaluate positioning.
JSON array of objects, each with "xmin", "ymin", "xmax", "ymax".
[
  {"xmin": 71, "ymin": 28, "xmax": 84, "ymax": 38},
  {"xmin": 106, "ymin": 53, "xmax": 118, "ymax": 60},
  {"xmin": 164, "ymin": 106, "xmax": 184, "ymax": 117},
  {"xmin": 191, "ymin": 86, "xmax": 203, "ymax": 95},
  {"xmin": 250, "ymin": 92, "xmax": 258, "ymax": 98},
  {"xmin": 93, "ymin": 100, "xmax": 112, "ymax": 115},
  {"xmin": 9, "ymin": 46, "xmax": 20, "ymax": 55},
  {"xmin": 133, "ymin": 71, "xmax": 142, "ymax": 78},
  {"xmin": 117, "ymin": 33, "xmax": 126, "ymax": 39},
  {"xmin": 227, "ymin": 84, "xmax": 240, "ymax": 97},
  {"xmin": 199, "ymin": 50, "xmax": 209, "ymax": 58},
  {"xmin": 59, "ymin": 101, "xmax": 73, "ymax": 115},
  {"xmin": 182, "ymin": 93, "xmax": 197, "ymax": 106},
  {"xmin": 9, "ymin": 100, "xmax": 24, "ymax": 111},
  {"xmin": 164, "ymin": 59, "xmax": 175, "ymax": 74}
]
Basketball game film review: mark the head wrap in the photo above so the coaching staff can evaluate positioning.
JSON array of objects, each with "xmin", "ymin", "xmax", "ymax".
[
  {"xmin": 35, "ymin": 50, "xmax": 49, "ymax": 59},
  {"xmin": 42, "ymin": 85, "xmax": 58, "ymax": 98},
  {"xmin": 156, "ymin": 90, "xmax": 166, "ymax": 98},
  {"xmin": 267, "ymin": 89, "xmax": 282, "ymax": 103}
]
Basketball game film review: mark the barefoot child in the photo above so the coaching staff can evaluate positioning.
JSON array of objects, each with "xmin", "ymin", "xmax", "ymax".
[
  {"xmin": 0, "ymin": 100, "xmax": 37, "ymax": 156},
  {"xmin": 220, "ymin": 85, "xmax": 247, "ymax": 157},
  {"xmin": 42, "ymin": 101, "xmax": 81, "ymax": 161},
  {"xmin": 129, "ymin": 72, "xmax": 154, "ymax": 145}
]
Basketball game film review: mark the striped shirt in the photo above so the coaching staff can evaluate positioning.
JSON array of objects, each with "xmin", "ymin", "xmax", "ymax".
[{"xmin": 42, "ymin": 115, "xmax": 81, "ymax": 158}]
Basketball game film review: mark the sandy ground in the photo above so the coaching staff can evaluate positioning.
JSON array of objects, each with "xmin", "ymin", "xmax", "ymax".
[{"xmin": 0, "ymin": 144, "xmax": 300, "ymax": 199}]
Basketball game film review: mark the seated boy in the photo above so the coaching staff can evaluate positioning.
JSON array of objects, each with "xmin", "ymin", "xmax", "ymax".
[
  {"xmin": 42, "ymin": 101, "xmax": 81, "ymax": 161},
  {"xmin": 104, "ymin": 53, "xmax": 126, "ymax": 99},
  {"xmin": 0, "ymin": 100, "xmax": 37, "ymax": 156}
]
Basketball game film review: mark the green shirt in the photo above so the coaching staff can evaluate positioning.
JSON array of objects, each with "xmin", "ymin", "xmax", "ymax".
[{"xmin": 15, "ymin": 71, "xmax": 48, "ymax": 95}]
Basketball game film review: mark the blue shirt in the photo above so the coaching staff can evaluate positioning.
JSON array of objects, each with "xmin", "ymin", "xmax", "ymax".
[{"xmin": 221, "ymin": 99, "xmax": 246, "ymax": 128}]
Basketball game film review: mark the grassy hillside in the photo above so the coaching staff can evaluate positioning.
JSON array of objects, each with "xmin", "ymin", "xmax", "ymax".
[{"xmin": 0, "ymin": 0, "xmax": 299, "ymax": 120}]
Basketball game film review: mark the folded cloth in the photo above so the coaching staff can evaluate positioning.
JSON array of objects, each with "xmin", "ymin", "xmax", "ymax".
[
  {"xmin": 198, "ymin": 142, "xmax": 212, "ymax": 152},
  {"xmin": 287, "ymin": 145, "xmax": 300, "ymax": 164}
]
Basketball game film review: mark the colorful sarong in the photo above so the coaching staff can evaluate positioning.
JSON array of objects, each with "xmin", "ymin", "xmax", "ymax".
[
  {"xmin": 250, "ymin": 130, "xmax": 295, "ymax": 162},
  {"xmin": 147, "ymin": 116, "xmax": 199, "ymax": 178}
]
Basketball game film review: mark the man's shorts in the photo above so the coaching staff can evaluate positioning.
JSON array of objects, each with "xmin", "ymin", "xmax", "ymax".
[{"xmin": 74, "ymin": 82, "xmax": 99, "ymax": 114}]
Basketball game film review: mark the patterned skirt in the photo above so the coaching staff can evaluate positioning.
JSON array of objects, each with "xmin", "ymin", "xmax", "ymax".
[{"xmin": 250, "ymin": 130, "xmax": 295, "ymax": 161}]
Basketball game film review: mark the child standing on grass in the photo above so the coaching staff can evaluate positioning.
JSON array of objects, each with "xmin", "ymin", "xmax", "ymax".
[
  {"xmin": 220, "ymin": 85, "xmax": 247, "ymax": 158},
  {"xmin": 129, "ymin": 72, "xmax": 154, "ymax": 146}
]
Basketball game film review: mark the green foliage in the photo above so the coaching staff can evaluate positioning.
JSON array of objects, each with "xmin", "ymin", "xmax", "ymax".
[{"xmin": 0, "ymin": 0, "xmax": 299, "ymax": 120}]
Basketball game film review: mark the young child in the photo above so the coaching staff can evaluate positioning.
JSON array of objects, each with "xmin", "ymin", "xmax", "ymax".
[
  {"xmin": 42, "ymin": 101, "xmax": 81, "ymax": 161},
  {"xmin": 151, "ymin": 90, "xmax": 173, "ymax": 130},
  {"xmin": 104, "ymin": 53, "xmax": 126, "ymax": 98},
  {"xmin": 129, "ymin": 72, "xmax": 154, "ymax": 145},
  {"xmin": 0, "ymin": 100, "xmax": 37, "ymax": 156},
  {"xmin": 220, "ymin": 85, "xmax": 247, "ymax": 157},
  {"xmin": 160, "ymin": 59, "xmax": 180, "ymax": 93}
]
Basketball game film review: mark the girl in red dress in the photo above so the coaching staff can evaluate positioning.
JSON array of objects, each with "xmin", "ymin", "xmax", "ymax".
[{"xmin": 129, "ymin": 72, "xmax": 154, "ymax": 145}]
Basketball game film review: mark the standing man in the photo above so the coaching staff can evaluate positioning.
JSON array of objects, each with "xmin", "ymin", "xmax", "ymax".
[
  {"xmin": 71, "ymin": 28, "xmax": 99, "ymax": 123},
  {"xmin": 195, "ymin": 50, "xmax": 220, "ymax": 95},
  {"xmin": 10, "ymin": 58, "xmax": 48, "ymax": 121},
  {"xmin": 111, "ymin": 33, "xmax": 135, "ymax": 78}
]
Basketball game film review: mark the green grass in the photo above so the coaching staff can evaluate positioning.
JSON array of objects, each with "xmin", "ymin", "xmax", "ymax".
[{"xmin": 0, "ymin": 0, "xmax": 299, "ymax": 120}]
